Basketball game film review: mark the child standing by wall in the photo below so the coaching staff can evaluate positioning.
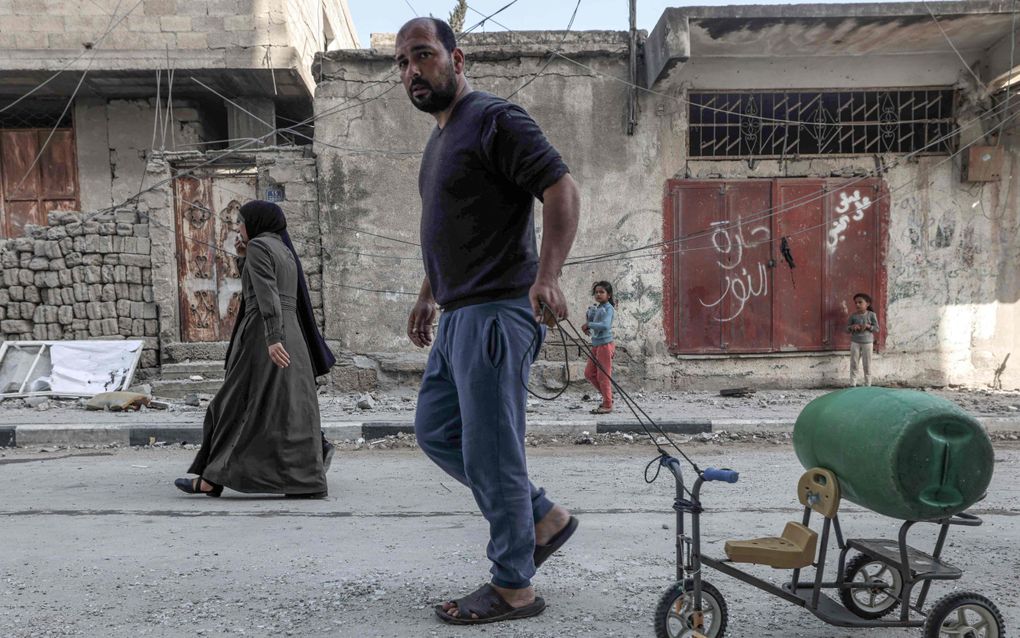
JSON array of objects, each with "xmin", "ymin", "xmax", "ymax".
[
  {"xmin": 847, "ymin": 292, "xmax": 880, "ymax": 386},
  {"xmin": 582, "ymin": 281, "xmax": 616, "ymax": 414}
]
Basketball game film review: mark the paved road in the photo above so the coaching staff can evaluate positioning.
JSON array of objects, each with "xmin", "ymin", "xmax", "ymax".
[{"xmin": 1, "ymin": 443, "xmax": 1017, "ymax": 637}]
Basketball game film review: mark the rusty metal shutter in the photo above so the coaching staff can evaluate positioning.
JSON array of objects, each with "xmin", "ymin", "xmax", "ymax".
[{"xmin": 664, "ymin": 178, "xmax": 886, "ymax": 354}]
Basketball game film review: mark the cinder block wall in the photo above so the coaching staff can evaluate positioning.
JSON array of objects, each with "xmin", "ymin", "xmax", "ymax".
[
  {"xmin": 0, "ymin": 210, "xmax": 158, "ymax": 369},
  {"xmin": 0, "ymin": 0, "xmax": 355, "ymax": 90}
]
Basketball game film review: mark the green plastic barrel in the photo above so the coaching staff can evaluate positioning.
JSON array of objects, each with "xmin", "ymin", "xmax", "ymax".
[{"xmin": 793, "ymin": 388, "xmax": 994, "ymax": 521}]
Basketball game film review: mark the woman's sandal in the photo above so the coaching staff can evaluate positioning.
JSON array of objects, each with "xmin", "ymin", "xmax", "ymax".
[
  {"xmin": 435, "ymin": 584, "xmax": 546, "ymax": 625},
  {"xmin": 174, "ymin": 476, "xmax": 223, "ymax": 497},
  {"xmin": 285, "ymin": 491, "xmax": 328, "ymax": 499}
]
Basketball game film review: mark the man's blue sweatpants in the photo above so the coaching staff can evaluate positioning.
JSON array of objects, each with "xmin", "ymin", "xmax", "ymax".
[{"xmin": 414, "ymin": 295, "xmax": 555, "ymax": 589}]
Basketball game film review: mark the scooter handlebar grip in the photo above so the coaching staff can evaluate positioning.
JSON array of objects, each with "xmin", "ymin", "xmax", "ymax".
[{"xmin": 703, "ymin": 467, "xmax": 739, "ymax": 483}]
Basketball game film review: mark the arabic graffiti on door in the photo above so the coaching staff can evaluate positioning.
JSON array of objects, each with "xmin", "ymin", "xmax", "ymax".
[
  {"xmin": 699, "ymin": 217, "xmax": 770, "ymax": 322},
  {"xmin": 828, "ymin": 190, "xmax": 872, "ymax": 253}
]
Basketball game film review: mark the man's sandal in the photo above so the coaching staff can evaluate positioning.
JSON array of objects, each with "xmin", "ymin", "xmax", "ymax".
[
  {"xmin": 174, "ymin": 476, "xmax": 223, "ymax": 497},
  {"xmin": 534, "ymin": 515, "xmax": 579, "ymax": 568},
  {"xmin": 435, "ymin": 584, "xmax": 546, "ymax": 625}
]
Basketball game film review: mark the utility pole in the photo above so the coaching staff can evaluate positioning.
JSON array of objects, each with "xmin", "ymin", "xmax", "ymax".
[{"xmin": 628, "ymin": 0, "xmax": 638, "ymax": 135}]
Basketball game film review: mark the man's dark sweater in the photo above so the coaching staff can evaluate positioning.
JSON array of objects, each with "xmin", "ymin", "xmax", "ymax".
[{"xmin": 418, "ymin": 91, "xmax": 570, "ymax": 311}]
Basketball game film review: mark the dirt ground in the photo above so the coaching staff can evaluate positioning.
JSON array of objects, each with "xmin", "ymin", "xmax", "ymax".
[{"xmin": 3, "ymin": 387, "xmax": 1019, "ymax": 427}]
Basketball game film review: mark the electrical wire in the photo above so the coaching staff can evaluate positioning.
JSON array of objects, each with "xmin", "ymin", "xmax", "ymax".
[
  {"xmin": 461, "ymin": 0, "xmax": 520, "ymax": 36},
  {"xmin": 565, "ymin": 101, "xmax": 1020, "ymax": 268},
  {"xmin": 521, "ymin": 305, "xmax": 702, "ymax": 482},
  {"xmin": 563, "ymin": 95, "xmax": 1020, "ymax": 266},
  {"xmin": 76, "ymin": 73, "xmax": 402, "ymax": 225},
  {"xmin": 923, "ymin": 1, "xmax": 987, "ymax": 90},
  {"xmin": 465, "ymin": 3, "xmax": 967, "ymax": 129},
  {"xmin": 0, "ymin": 0, "xmax": 141, "ymax": 115},
  {"xmin": 505, "ymin": 0, "xmax": 581, "ymax": 100},
  {"xmin": 190, "ymin": 77, "xmax": 422, "ymax": 156}
]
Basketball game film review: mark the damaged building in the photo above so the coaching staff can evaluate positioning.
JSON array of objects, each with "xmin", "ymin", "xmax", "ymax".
[
  {"xmin": 2, "ymin": 1, "xmax": 1019, "ymax": 394},
  {"xmin": 0, "ymin": 0, "xmax": 356, "ymax": 386},
  {"xmin": 314, "ymin": 1, "xmax": 1020, "ymax": 391}
]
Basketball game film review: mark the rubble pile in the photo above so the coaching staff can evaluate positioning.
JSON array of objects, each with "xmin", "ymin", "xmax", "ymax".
[{"xmin": 0, "ymin": 210, "xmax": 157, "ymax": 368}]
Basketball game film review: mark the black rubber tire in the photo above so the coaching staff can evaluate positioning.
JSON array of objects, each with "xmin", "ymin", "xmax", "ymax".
[
  {"xmin": 654, "ymin": 579, "xmax": 728, "ymax": 638},
  {"xmin": 838, "ymin": 553, "xmax": 902, "ymax": 619},
  {"xmin": 923, "ymin": 591, "xmax": 1005, "ymax": 638}
]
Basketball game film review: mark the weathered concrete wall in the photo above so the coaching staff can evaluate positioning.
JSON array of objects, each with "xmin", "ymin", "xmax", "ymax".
[
  {"xmin": 0, "ymin": 209, "xmax": 159, "ymax": 369},
  {"xmin": 74, "ymin": 98, "xmax": 206, "ymax": 213},
  {"xmin": 0, "ymin": 0, "xmax": 357, "ymax": 92},
  {"xmin": 312, "ymin": 31, "xmax": 1020, "ymax": 391}
]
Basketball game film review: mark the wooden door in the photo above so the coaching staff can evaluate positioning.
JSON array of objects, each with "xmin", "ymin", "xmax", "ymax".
[
  {"xmin": 173, "ymin": 170, "xmax": 255, "ymax": 342},
  {"xmin": 0, "ymin": 129, "xmax": 80, "ymax": 237}
]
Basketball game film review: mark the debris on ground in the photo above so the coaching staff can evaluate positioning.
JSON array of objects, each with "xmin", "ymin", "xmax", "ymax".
[
  {"xmin": 86, "ymin": 391, "xmax": 151, "ymax": 412},
  {"xmin": 356, "ymin": 393, "xmax": 376, "ymax": 410},
  {"xmin": 720, "ymin": 387, "xmax": 755, "ymax": 398}
]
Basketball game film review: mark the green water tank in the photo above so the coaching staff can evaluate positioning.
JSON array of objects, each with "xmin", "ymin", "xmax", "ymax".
[{"xmin": 793, "ymin": 388, "xmax": 994, "ymax": 521}]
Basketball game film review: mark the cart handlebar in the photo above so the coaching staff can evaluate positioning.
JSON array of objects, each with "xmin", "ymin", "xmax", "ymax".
[
  {"xmin": 702, "ymin": 467, "xmax": 740, "ymax": 483},
  {"xmin": 946, "ymin": 511, "xmax": 982, "ymax": 526}
]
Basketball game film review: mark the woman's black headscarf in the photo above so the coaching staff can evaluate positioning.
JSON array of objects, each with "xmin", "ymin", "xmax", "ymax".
[{"xmin": 224, "ymin": 200, "xmax": 336, "ymax": 377}]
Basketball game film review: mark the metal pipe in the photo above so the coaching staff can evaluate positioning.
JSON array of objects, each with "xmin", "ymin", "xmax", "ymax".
[
  {"xmin": 810, "ymin": 517, "xmax": 832, "ymax": 609},
  {"xmin": 676, "ymin": 468, "xmax": 686, "ymax": 582},
  {"xmin": 627, "ymin": 0, "xmax": 638, "ymax": 135}
]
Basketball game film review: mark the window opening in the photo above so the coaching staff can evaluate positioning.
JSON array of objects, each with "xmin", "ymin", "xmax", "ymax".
[{"xmin": 688, "ymin": 89, "xmax": 956, "ymax": 158}]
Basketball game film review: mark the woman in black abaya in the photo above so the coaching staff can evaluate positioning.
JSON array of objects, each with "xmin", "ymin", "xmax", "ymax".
[{"xmin": 175, "ymin": 201, "xmax": 335, "ymax": 498}]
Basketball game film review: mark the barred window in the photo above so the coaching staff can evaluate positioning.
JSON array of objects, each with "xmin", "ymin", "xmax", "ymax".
[
  {"xmin": 0, "ymin": 100, "xmax": 73, "ymax": 129},
  {"xmin": 688, "ymin": 89, "xmax": 956, "ymax": 159}
]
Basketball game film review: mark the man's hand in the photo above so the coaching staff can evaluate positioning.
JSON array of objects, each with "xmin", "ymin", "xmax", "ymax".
[
  {"xmin": 407, "ymin": 299, "xmax": 438, "ymax": 347},
  {"xmin": 529, "ymin": 276, "xmax": 567, "ymax": 327},
  {"xmin": 268, "ymin": 342, "xmax": 290, "ymax": 368},
  {"xmin": 532, "ymin": 174, "xmax": 579, "ymax": 327}
]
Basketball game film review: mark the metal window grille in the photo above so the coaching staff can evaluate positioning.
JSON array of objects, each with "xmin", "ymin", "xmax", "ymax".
[
  {"xmin": 688, "ymin": 89, "xmax": 956, "ymax": 159},
  {"xmin": 0, "ymin": 100, "xmax": 73, "ymax": 129}
]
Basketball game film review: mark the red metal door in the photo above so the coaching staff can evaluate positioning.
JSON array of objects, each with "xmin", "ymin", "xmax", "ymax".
[
  {"xmin": 665, "ymin": 177, "xmax": 887, "ymax": 354},
  {"xmin": 664, "ymin": 181, "xmax": 725, "ymax": 353},
  {"xmin": 824, "ymin": 179, "xmax": 886, "ymax": 350},
  {"xmin": 773, "ymin": 180, "xmax": 826, "ymax": 351},
  {"xmin": 665, "ymin": 180, "xmax": 773, "ymax": 353},
  {"xmin": 719, "ymin": 182, "xmax": 773, "ymax": 352}
]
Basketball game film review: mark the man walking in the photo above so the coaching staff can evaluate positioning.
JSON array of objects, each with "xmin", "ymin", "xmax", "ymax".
[{"xmin": 397, "ymin": 17, "xmax": 580, "ymax": 625}]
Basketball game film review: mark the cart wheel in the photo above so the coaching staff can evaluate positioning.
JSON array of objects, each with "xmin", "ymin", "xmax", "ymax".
[
  {"xmin": 923, "ymin": 592, "xmax": 1005, "ymax": 638},
  {"xmin": 839, "ymin": 553, "xmax": 903, "ymax": 619},
  {"xmin": 654, "ymin": 579, "xmax": 728, "ymax": 638}
]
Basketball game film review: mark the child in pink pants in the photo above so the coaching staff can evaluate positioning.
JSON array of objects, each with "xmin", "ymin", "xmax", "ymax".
[{"xmin": 582, "ymin": 281, "xmax": 616, "ymax": 414}]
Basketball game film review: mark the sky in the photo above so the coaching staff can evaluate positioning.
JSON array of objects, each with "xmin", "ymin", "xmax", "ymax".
[{"xmin": 347, "ymin": 0, "xmax": 893, "ymax": 48}]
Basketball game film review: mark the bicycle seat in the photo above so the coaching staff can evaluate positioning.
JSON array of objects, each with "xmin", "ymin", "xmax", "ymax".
[{"xmin": 723, "ymin": 468, "xmax": 840, "ymax": 569}]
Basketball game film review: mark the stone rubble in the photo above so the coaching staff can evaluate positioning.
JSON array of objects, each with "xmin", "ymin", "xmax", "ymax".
[{"xmin": 0, "ymin": 210, "xmax": 158, "ymax": 369}]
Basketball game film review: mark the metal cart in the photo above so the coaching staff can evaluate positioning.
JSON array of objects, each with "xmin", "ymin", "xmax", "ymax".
[{"xmin": 652, "ymin": 455, "xmax": 1005, "ymax": 638}]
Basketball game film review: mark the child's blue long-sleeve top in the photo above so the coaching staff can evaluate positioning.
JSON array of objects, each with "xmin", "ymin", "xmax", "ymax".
[{"xmin": 585, "ymin": 302, "xmax": 615, "ymax": 346}]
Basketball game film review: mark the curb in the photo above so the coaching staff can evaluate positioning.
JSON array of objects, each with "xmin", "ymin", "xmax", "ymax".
[{"xmin": 2, "ymin": 417, "xmax": 1018, "ymax": 448}]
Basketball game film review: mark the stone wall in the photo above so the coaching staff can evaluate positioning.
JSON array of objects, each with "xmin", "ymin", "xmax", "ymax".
[{"xmin": 0, "ymin": 209, "xmax": 158, "ymax": 369}]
